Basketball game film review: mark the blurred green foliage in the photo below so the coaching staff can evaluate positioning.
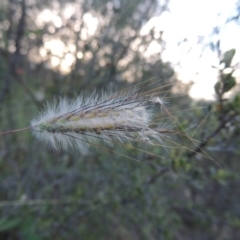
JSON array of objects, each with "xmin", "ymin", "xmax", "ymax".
[{"xmin": 0, "ymin": 0, "xmax": 240, "ymax": 240}]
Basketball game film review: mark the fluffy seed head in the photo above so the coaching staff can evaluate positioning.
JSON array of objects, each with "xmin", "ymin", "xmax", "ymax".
[{"xmin": 31, "ymin": 86, "xmax": 173, "ymax": 153}]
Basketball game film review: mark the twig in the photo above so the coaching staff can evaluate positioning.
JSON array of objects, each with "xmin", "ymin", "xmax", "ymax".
[{"xmin": 188, "ymin": 113, "xmax": 238, "ymax": 158}]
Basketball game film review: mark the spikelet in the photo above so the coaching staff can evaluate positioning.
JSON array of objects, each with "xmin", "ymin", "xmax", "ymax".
[{"xmin": 31, "ymin": 85, "xmax": 175, "ymax": 153}]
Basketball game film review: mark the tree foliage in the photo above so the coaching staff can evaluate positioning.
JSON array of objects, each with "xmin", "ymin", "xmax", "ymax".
[{"xmin": 0, "ymin": 0, "xmax": 240, "ymax": 240}]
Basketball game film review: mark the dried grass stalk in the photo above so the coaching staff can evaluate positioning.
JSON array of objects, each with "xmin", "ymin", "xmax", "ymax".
[{"xmin": 31, "ymin": 85, "xmax": 175, "ymax": 152}]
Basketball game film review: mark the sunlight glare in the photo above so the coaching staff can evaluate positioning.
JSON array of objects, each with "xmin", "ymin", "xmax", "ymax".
[{"xmin": 83, "ymin": 12, "xmax": 99, "ymax": 36}]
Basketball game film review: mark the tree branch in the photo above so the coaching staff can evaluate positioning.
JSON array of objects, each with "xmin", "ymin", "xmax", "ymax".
[{"xmin": 188, "ymin": 112, "xmax": 238, "ymax": 158}]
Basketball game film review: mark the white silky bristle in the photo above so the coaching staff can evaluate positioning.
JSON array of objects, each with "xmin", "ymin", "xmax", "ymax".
[{"xmin": 31, "ymin": 86, "xmax": 173, "ymax": 152}]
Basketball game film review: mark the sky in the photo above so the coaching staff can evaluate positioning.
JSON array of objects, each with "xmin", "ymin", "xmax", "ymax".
[
  {"xmin": 36, "ymin": 0, "xmax": 240, "ymax": 100},
  {"xmin": 154, "ymin": 0, "xmax": 240, "ymax": 99}
]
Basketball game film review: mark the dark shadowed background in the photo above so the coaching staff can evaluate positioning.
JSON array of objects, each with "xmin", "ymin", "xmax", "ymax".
[{"xmin": 0, "ymin": 0, "xmax": 240, "ymax": 239}]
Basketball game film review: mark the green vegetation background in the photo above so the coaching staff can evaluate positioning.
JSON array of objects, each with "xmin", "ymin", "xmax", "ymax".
[{"xmin": 0, "ymin": 0, "xmax": 240, "ymax": 239}]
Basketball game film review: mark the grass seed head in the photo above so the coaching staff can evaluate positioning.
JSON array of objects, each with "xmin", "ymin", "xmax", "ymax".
[{"xmin": 31, "ymin": 86, "xmax": 173, "ymax": 152}]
